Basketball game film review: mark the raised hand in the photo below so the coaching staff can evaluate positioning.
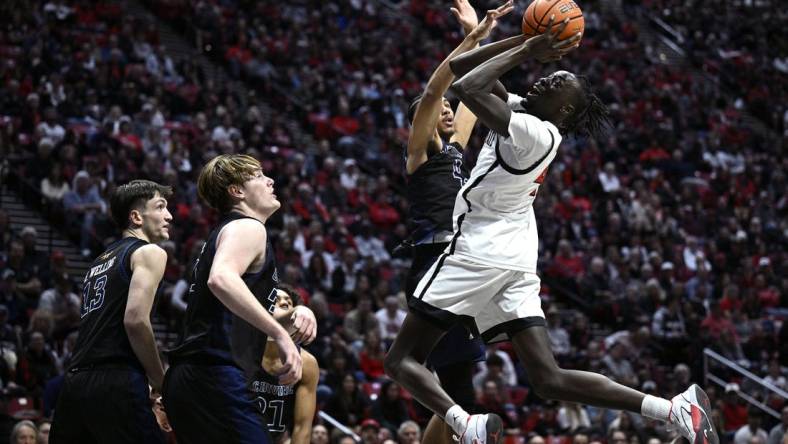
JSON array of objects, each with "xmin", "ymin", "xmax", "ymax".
[
  {"xmin": 468, "ymin": 0, "xmax": 515, "ymax": 42},
  {"xmin": 524, "ymin": 15, "xmax": 582, "ymax": 63},
  {"xmin": 451, "ymin": 0, "xmax": 480, "ymax": 35}
]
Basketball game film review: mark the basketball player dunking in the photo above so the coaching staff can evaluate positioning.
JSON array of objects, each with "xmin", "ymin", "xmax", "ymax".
[{"xmin": 386, "ymin": 18, "xmax": 719, "ymax": 444}]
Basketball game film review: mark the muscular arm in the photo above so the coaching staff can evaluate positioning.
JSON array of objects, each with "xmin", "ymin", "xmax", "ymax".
[
  {"xmin": 289, "ymin": 351, "xmax": 319, "ymax": 444},
  {"xmin": 208, "ymin": 219, "xmax": 290, "ymax": 342},
  {"xmin": 125, "ymin": 244, "xmax": 167, "ymax": 391},
  {"xmin": 450, "ymin": 42, "xmax": 532, "ymax": 135}
]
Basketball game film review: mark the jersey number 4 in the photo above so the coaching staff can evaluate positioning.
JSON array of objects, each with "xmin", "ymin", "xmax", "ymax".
[
  {"xmin": 256, "ymin": 397, "xmax": 286, "ymax": 432},
  {"xmin": 81, "ymin": 275, "xmax": 108, "ymax": 318}
]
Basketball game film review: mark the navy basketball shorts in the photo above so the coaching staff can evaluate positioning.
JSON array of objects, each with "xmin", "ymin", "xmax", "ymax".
[
  {"xmin": 50, "ymin": 366, "xmax": 165, "ymax": 444},
  {"xmin": 163, "ymin": 363, "xmax": 273, "ymax": 444}
]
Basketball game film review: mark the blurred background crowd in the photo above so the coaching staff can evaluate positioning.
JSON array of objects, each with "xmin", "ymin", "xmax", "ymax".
[{"xmin": 0, "ymin": 0, "xmax": 784, "ymax": 443}]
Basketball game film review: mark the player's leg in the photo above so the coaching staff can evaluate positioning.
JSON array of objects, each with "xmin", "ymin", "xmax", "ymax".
[
  {"xmin": 164, "ymin": 363, "xmax": 273, "ymax": 444},
  {"xmin": 89, "ymin": 368, "xmax": 165, "ymax": 444},
  {"xmin": 383, "ymin": 312, "xmax": 453, "ymax": 416},
  {"xmin": 422, "ymin": 358, "xmax": 480, "ymax": 444},
  {"xmin": 491, "ymin": 272, "xmax": 718, "ymax": 444},
  {"xmin": 50, "ymin": 372, "xmax": 98, "ymax": 444},
  {"xmin": 390, "ymin": 255, "xmax": 510, "ymax": 443}
]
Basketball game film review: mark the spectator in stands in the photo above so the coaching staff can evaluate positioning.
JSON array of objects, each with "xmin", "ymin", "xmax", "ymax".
[
  {"xmin": 547, "ymin": 307, "xmax": 572, "ymax": 358},
  {"xmin": 323, "ymin": 373, "xmax": 369, "ymax": 428},
  {"xmin": 40, "ymin": 163, "xmax": 70, "ymax": 202},
  {"xmin": 375, "ymin": 295, "xmax": 406, "ymax": 346},
  {"xmin": 477, "ymin": 380, "xmax": 519, "ymax": 430},
  {"xmin": 601, "ymin": 339, "xmax": 638, "ymax": 388},
  {"xmin": 734, "ymin": 408, "xmax": 769, "ymax": 444},
  {"xmin": 311, "ymin": 424, "xmax": 329, "ymax": 444},
  {"xmin": 358, "ymin": 330, "xmax": 386, "ymax": 382},
  {"xmin": 370, "ymin": 381, "xmax": 410, "ymax": 436},
  {"xmin": 62, "ymin": 170, "xmax": 106, "ymax": 256},
  {"xmin": 2, "ymin": 240, "xmax": 42, "ymax": 302},
  {"xmin": 342, "ymin": 296, "xmax": 379, "ymax": 346},
  {"xmin": 767, "ymin": 406, "xmax": 788, "ymax": 444},
  {"xmin": 360, "ymin": 418, "xmax": 381, "ymax": 444},
  {"xmin": 36, "ymin": 420, "xmax": 50, "ymax": 444},
  {"xmin": 557, "ymin": 402, "xmax": 591, "ymax": 434},
  {"xmin": 396, "ymin": 420, "xmax": 420, "ymax": 444},
  {"xmin": 9, "ymin": 420, "xmax": 36, "ymax": 444},
  {"xmin": 723, "ymin": 384, "xmax": 749, "ymax": 434},
  {"xmin": 651, "ymin": 295, "xmax": 688, "ymax": 363},
  {"xmin": 16, "ymin": 331, "xmax": 58, "ymax": 396},
  {"xmin": 36, "ymin": 272, "xmax": 79, "ymax": 337},
  {"xmin": 473, "ymin": 353, "xmax": 509, "ymax": 394}
]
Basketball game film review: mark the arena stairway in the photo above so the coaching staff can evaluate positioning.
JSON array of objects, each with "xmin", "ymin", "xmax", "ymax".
[
  {"xmin": 1, "ymin": 184, "xmax": 176, "ymax": 347},
  {"xmin": 125, "ymin": 0, "xmax": 319, "ymax": 156}
]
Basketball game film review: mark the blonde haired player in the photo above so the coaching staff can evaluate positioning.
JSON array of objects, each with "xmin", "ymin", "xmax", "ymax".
[{"xmin": 163, "ymin": 154, "xmax": 316, "ymax": 444}]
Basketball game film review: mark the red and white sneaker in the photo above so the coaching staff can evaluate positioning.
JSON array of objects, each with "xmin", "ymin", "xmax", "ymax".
[
  {"xmin": 669, "ymin": 384, "xmax": 719, "ymax": 444},
  {"xmin": 459, "ymin": 413, "xmax": 503, "ymax": 444}
]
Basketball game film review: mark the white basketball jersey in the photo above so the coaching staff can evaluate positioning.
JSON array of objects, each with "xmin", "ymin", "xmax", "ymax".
[{"xmin": 447, "ymin": 107, "xmax": 561, "ymax": 272}]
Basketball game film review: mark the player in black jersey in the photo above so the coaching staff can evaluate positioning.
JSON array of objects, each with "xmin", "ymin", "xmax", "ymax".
[
  {"xmin": 50, "ymin": 180, "xmax": 173, "ymax": 444},
  {"xmin": 397, "ymin": 2, "xmax": 513, "ymax": 443},
  {"xmin": 163, "ymin": 154, "xmax": 316, "ymax": 444},
  {"xmin": 250, "ymin": 284, "xmax": 318, "ymax": 444}
]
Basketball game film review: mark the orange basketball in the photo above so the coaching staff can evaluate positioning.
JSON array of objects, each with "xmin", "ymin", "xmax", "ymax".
[{"xmin": 522, "ymin": 0, "xmax": 584, "ymax": 41}]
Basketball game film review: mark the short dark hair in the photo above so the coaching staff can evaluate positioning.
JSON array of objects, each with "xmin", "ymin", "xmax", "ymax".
[
  {"xmin": 110, "ymin": 180, "xmax": 172, "ymax": 230},
  {"xmin": 562, "ymin": 76, "xmax": 611, "ymax": 140},
  {"xmin": 276, "ymin": 283, "xmax": 303, "ymax": 307}
]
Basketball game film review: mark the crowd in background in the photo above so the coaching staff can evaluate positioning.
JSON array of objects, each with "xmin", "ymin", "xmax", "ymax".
[{"xmin": 0, "ymin": 1, "xmax": 785, "ymax": 444}]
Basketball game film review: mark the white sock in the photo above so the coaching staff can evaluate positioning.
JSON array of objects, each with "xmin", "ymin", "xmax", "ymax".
[
  {"xmin": 641, "ymin": 394, "xmax": 672, "ymax": 422},
  {"xmin": 445, "ymin": 405, "xmax": 470, "ymax": 436}
]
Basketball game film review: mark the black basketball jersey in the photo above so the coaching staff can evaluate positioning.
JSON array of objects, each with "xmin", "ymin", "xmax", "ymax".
[
  {"xmin": 167, "ymin": 212, "xmax": 278, "ymax": 374},
  {"xmin": 250, "ymin": 361, "xmax": 299, "ymax": 441},
  {"xmin": 69, "ymin": 237, "xmax": 148, "ymax": 370},
  {"xmin": 406, "ymin": 141, "xmax": 469, "ymax": 243}
]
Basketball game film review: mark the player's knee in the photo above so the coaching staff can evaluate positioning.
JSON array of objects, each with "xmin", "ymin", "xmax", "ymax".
[
  {"xmin": 383, "ymin": 351, "xmax": 403, "ymax": 380},
  {"xmin": 531, "ymin": 371, "xmax": 564, "ymax": 400}
]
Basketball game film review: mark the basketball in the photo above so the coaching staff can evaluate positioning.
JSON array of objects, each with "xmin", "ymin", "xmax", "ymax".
[{"xmin": 522, "ymin": 0, "xmax": 585, "ymax": 41}]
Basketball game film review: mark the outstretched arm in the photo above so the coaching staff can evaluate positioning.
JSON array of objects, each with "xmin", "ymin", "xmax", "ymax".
[
  {"xmin": 407, "ymin": 1, "xmax": 514, "ymax": 173},
  {"xmin": 451, "ymin": 18, "xmax": 580, "ymax": 134}
]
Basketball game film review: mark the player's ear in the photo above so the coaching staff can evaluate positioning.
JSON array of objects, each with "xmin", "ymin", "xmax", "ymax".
[
  {"xmin": 128, "ymin": 208, "xmax": 143, "ymax": 228},
  {"xmin": 559, "ymin": 104, "xmax": 575, "ymax": 118},
  {"xmin": 227, "ymin": 184, "xmax": 244, "ymax": 200}
]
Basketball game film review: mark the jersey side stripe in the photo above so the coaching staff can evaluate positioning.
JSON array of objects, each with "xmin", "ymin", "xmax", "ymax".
[{"xmin": 447, "ymin": 146, "xmax": 502, "ymax": 255}]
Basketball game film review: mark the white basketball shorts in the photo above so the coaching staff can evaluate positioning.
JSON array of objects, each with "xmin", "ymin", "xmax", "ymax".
[{"xmin": 408, "ymin": 253, "xmax": 546, "ymax": 343}]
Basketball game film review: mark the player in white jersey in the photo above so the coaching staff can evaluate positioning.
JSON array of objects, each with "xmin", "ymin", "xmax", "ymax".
[{"xmin": 385, "ymin": 17, "xmax": 719, "ymax": 444}]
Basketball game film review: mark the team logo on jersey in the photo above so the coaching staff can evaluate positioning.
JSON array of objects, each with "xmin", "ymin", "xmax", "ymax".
[{"xmin": 272, "ymin": 268, "xmax": 279, "ymax": 283}]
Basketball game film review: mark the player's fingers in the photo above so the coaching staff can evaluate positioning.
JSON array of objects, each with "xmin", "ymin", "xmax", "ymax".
[
  {"xmin": 275, "ymin": 361, "xmax": 292, "ymax": 376},
  {"xmin": 544, "ymin": 14, "xmax": 555, "ymax": 34},
  {"xmin": 450, "ymin": 7, "xmax": 460, "ymax": 18},
  {"xmin": 554, "ymin": 17, "xmax": 570, "ymax": 36},
  {"xmin": 556, "ymin": 32, "xmax": 582, "ymax": 47},
  {"xmin": 497, "ymin": 0, "xmax": 514, "ymax": 15}
]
